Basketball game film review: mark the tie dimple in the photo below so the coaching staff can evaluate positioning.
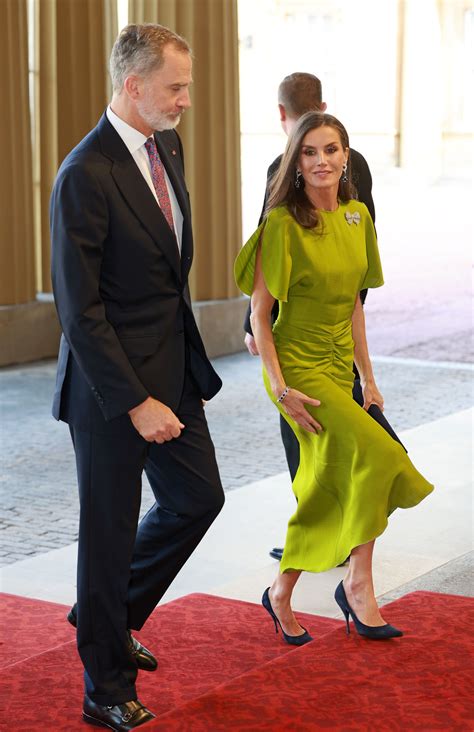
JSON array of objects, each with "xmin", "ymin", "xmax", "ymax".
[{"xmin": 144, "ymin": 137, "xmax": 175, "ymax": 233}]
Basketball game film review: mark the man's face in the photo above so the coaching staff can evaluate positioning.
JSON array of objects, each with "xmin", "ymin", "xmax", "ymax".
[{"xmin": 135, "ymin": 45, "xmax": 192, "ymax": 132}]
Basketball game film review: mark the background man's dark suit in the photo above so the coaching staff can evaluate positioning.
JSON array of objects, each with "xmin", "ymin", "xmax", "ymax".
[
  {"xmin": 50, "ymin": 112, "xmax": 224, "ymax": 705},
  {"xmin": 244, "ymin": 148, "xmax": 403, "ymax": 483}
]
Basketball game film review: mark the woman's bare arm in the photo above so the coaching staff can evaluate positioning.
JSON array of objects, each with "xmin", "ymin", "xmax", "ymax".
[
  {"xmin": 352, "ymin": 294, "xmax": 384, "ymax": 411},
  {"xmin": 250, "ymin": 244, "xmax": 322, "ymax": 433}
]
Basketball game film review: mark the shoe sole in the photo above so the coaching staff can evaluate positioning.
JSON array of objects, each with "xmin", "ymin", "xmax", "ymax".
[{"xmin": 82, "ymin": 712, "xmax": 116, "ymax": 729}]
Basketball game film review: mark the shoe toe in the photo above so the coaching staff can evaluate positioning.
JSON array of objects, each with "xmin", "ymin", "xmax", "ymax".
[{"xmin": 130, "ymin": 637, "xmax": 158, "ymax": 672}]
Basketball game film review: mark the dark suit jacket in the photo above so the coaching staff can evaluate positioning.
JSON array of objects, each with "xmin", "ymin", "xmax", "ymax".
[
  {"xmin": 50, "ymin": 112, "xmax": 221, "ymax": 431},
  {"xmin": 243, "ymin": 146, "xmax": 375, "ymax": 334}
]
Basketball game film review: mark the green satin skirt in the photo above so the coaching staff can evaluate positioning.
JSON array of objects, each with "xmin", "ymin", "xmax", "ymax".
[{"xmin": 264, "ymin": 318, "xmax": 434, "ymax": 573}]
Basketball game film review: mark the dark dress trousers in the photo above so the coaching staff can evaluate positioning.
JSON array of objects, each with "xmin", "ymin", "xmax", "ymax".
[
  {"xmin": 244, "ymin": 148, "xmax": 404, "ymax": 479},
  {"xmin": 50, "ymin": 113, "xmax": 224, "ymax": 706}
]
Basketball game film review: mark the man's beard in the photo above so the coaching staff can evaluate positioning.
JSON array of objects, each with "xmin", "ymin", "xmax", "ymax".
[{"xmin": 137, "ymin": 99, "xmax": 182, "ymax": 132}]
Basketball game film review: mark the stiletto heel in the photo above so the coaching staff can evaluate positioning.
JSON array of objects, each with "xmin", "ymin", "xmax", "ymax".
[
  {"xmin": 262, "ymin": 588, "xmax": 313, "ymax": 646},
  {"xmin": 334, "ymin": 581, "xmax": 403, "ymax": 640},
  {"xmin": 341, "ymin": 607, "xmax": 350, "ymax": 635}
]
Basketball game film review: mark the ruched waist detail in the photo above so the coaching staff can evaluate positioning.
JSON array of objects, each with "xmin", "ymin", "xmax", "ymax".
[
  {"xmin": 273, "ymin": 317, "xmax": 354, "ymax": 388},
  {"xmin": 274, "ymin": 317, "xmax": 352, "ymax": 342}
]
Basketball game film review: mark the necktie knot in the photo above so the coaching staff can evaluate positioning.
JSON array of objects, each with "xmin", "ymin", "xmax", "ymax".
[{"xmin": 144, "ymin": 137, "xmax": 175, "ymax": 234}]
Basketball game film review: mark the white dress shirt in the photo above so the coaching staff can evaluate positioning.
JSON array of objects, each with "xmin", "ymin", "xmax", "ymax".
[{"xmin": 106, "ymin": 106, "xmax": 183, "ymax": 253}]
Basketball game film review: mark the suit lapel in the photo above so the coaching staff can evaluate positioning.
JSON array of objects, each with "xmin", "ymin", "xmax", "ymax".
[{"xmin": 98, "ymin": 114, "xmax": 182, "ymax": 282}]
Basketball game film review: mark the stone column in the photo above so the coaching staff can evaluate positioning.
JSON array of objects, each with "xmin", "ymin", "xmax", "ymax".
[
  {"xmin": 37, "ymin": 0, "xmax": 116, "ymax": 292},
  {"xmin": 0, "ymin": 0, "xmax": 35, "ymax": 306},
  {"xmin": 398, "ymin": 0, "xmax": 443, "ymax": 180},
  {"xmin": 129, "ymin": 0, "xmax": 245, "ymax": 355}
]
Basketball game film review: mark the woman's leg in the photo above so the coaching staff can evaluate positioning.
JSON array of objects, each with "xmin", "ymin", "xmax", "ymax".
[
  {"xmin": 269, "ymin": 570, "xmax": 305, "ymax": 636},
  {"xmin": 344, "ymin": 540, "xmax": 386, "ymax": 626}
]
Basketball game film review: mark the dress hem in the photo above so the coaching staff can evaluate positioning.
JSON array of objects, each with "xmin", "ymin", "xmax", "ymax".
[{"xmin": 279, "ymin": 480, "xmax": 434, "ymax": 574}]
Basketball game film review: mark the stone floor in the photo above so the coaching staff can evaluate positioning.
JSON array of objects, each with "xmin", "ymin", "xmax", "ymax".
[{"xmin": 1, "ymin": 353, "xmax": 472, "ymax": 565}]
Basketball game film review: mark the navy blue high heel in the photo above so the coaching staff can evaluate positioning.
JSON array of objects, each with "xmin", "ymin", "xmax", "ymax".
[
  {"xmin": 262, "ymin": 587, "xmax": 313, "ymax": 646},
  {"xmin": 334, "ymin": 581, "xmax": 403, "ymax": 639}
]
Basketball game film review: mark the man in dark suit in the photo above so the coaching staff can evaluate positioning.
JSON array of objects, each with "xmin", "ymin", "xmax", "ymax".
[
  {"xmin": 50, "ymin": 24, "xmax": 224, "ymax": 730},
  {"xmin": 243, "ymin": 73, "xmax": 403, "ymax": 562}
]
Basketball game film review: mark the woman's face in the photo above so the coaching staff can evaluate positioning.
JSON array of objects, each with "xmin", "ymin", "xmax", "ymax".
[{"xmin": 297, "ymin": 125, "xmax": 349, "ymax": 194}]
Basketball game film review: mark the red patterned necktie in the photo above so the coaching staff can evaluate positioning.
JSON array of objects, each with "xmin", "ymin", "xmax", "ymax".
[{"xmin": 144, "ymin": 137, "xmax": 175, "ymax": 233}]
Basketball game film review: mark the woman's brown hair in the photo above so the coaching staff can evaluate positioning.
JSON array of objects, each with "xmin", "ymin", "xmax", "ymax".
[{"xmin": 266, "ymin": 111, "xmax": 356, "ymax": 229}]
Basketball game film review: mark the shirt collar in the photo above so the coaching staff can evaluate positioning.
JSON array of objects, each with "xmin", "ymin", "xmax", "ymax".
[{"xmin": 106, "ymin": 105, "xmax": 149, "ymax": 155}]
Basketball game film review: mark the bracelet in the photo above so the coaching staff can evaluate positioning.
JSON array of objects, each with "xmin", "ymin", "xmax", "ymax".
[{"xmin": 277, "ymin": 386, "xmax": 290, "ymax": 403}]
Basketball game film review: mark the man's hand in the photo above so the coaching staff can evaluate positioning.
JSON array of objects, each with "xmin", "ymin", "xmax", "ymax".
[
  {"xmin": 244, "ymin": 333, "xmax": 259, "ymax": 356},
  {"xmin": 128, "ymin": 397, "xmax": 185, "ymax": 443}
]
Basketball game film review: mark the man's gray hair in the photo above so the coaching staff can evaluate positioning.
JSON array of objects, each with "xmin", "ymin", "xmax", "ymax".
[{"xmin": 110, "ymin": 23, "xmax": 191, "ymax": 93}]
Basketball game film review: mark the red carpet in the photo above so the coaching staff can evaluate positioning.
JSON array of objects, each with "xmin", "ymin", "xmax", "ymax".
[
  {"xmin": 1, "ymin": 591, "xmax": 472, "ymax": 730},
  {"xmin": 0, "ymin": 594, "xmax": 74, "ymax": 668},
  {"xmin": 0, "ymin": 591, "xmax": 339, "ymax": 730},
  {"xmin": 153, "ymin": 591, "xmax": 474, "ymax": 732}
]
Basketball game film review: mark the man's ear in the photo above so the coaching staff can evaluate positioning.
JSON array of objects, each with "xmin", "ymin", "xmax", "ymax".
[
  {"xmin": 123, "ymin": 75, "xmax": 141, "ymax": 100},
  {"xmin": 278, "ymin": 103, "xmax": 287, "ymax": 122},
  {"xmin": 320, "ymin": 101, "xmax": 327, "ymax": 112}
]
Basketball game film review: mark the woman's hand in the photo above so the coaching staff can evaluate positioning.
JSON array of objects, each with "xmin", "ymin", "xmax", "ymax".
[
  {"xmin": 361, "ymin": 380, "xmax": 384, "ymax": 411},
  {"xmin": 280, "ymin": 388, "xmax": 323, "ymax": 433}
]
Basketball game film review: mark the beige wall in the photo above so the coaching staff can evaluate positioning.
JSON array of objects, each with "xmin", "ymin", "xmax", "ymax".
[
  {"xmin": 2, "ymin": 0, "xmax": 471, "ymax": 365},
  {"xmin": 0, "ymin": 0, "xmax": 243, "ymax": 366},
  {"xmin": 239, "ymin": 0, "xmax": 474, "ymax": 238},
  {"xmin": 129, "ymin": 0, "xmax": 242, "ymax": 300}
]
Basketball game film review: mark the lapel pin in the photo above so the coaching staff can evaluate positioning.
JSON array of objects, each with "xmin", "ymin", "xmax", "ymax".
[{"xmin": 171, "ymin": 149, "xmax": 177, "ymax": 156}]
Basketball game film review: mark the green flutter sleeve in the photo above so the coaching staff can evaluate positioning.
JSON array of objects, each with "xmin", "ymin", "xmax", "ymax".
[
  {"xmin": 234, "ymin": 208, "xmax": 292, "ymax": 302},
  {"xmin": 360, "ymin": 211, "xmax": 384, "ymax": 290}
]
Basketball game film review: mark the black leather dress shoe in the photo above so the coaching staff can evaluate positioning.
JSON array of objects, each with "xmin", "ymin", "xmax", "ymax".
[
  {"xmin": 126, "ymin": 632, "xmax": 157, "ymax": 672},
  {"xmin": 67, "ymin": 607, "xmax": 158, "ymax": 672},
  {"xmin": 83, "ymin": 696, "xmax": 155, "ymax": 730},
  {"xmin": 269, "ymin": 546, "xmax": 350, "ymax": 567}
]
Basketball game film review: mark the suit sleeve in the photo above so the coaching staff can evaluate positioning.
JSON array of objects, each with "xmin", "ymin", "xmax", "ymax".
[
  {"xmin": 50, "ymin": 162, "xmax": 150, "ymax": 421},
  {"xmin": 350, "ymin": 148, "xmax": 375, "ymax": 224}
]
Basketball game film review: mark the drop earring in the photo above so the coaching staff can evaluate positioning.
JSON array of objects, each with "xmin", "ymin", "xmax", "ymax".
[
  {"xmin": 295, "ymin": 170, "xmax": 302, "ymax": 188},
  {"xmin": 341, "ymin": 163, "xmax": 348, "ymax": 183}
]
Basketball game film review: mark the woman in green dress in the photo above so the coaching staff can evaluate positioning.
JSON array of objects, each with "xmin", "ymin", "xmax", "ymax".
[{"xmin": 234, "ymin": 112, "xmax": 434, "ymax": 643}]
